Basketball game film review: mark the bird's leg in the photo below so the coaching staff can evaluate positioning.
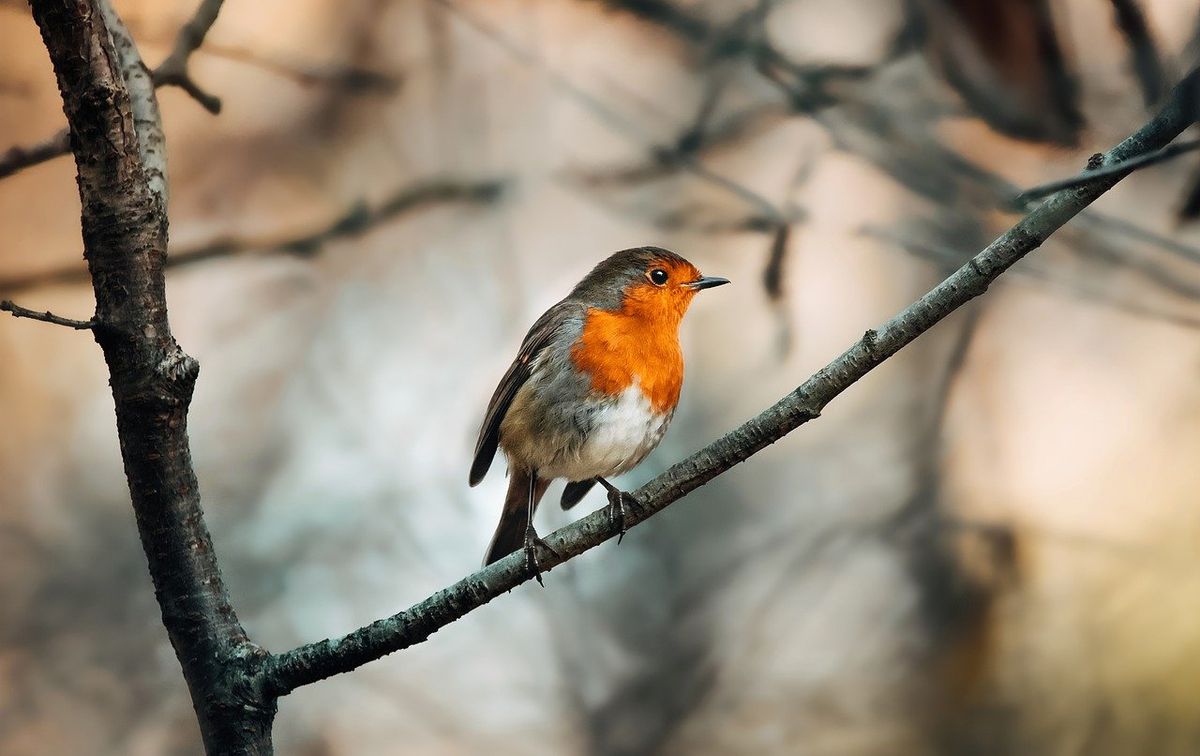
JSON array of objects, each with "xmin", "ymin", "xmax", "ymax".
[
  {"xmin": 523, "ymin": 471, "xmax": 557, "ymax": 586},
  {"xmin": 595, "ymin": 477, "xmax": 638, "ymax": 544}
]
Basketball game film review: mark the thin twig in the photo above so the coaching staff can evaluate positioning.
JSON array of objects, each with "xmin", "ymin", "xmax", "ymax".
[
  {"xmin": 257, "ymin": 67, "xmax": 1200, "ymax": 698},
  {"xmin": 1014, "ymin": 139, "xmax": 1200, "ymax": 203},
  {"xmin": 0, "ymin": 299, "xmax": 94, "ymax": 329}
]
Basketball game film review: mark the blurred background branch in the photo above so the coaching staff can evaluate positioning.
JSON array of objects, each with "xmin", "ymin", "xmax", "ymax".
[
  {"xmin": 0, "ymin": 0, "xmax": 223, "ymax": 180},
  {"xmin": 0, "ymin": 178, "xmax": 507, "ymax": 294},
  {"xmin": 150, "ymin": 0, "xmax": 225, "ymax": 113},
  {"xmin": 1108, "ymin": 0, "xmax": 1169, "ymax": 106}
]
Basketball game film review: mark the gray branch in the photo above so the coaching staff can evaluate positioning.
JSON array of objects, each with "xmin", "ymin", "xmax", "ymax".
[{"xmin": 258, "ymin": 66, "xmax": 1200, "ymax": 698}]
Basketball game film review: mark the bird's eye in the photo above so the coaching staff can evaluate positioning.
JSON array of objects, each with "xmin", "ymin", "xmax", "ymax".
[{"xmin": 649, "ymin": 268, "xmax": 669, "ymax": 286}]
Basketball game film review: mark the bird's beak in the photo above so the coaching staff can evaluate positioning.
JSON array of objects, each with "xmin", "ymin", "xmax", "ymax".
[{"xmin": 684, "ymin": 276, "xmax": 730, "ymax": 291}]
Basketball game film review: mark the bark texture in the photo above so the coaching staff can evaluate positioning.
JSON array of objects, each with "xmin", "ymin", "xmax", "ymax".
[{"xmin": 27, "ymin": 1, "xmax": 272, "ymax": 753}]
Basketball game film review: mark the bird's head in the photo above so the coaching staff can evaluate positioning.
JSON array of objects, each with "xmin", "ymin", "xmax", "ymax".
[{"xmin": 571, "ymin": 246, "xmax": 729, "ymax": 326}]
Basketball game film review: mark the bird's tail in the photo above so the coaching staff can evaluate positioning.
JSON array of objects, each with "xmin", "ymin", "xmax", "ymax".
[{"xmin": 483, "ymin": 469, "xmax": 549, "ymax": 566}]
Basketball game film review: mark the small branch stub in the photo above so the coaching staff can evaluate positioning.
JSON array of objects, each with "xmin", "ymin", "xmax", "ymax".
[
  {"xmin": 861, "ymin": 328, "xmax": 880, "ymax": 357},
  {"xmin": 1, "ymin": 299, "xmax": 95, "ymax": 329}
]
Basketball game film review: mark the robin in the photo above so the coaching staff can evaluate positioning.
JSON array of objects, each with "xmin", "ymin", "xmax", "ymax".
[{"xmin": 469, "ymin": 246, "xmax": 728, "ymax": 581}]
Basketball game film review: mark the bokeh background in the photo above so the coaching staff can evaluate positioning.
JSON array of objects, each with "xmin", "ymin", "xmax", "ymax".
[{"xmin": 4, "ymin": 0, "xmax": 1200, "ymax": 753}]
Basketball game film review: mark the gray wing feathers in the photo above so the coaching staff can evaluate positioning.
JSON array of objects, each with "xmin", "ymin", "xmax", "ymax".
[{"xmin": 469, "ymin": 301, "xmax": 583, "ymax": 486}]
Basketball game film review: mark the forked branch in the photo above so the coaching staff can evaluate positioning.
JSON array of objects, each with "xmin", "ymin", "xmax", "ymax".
[
  {"xmin": 0, "ymin": 0, "xmax": 224, "ymax": 180},
  {"xmin": 152, "ymin": 0, "xmax": 226, "ymax": 114}
]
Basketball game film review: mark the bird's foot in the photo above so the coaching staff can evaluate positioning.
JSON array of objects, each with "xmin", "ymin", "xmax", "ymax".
[
  {"xmin": 596, "ymin": 478, "xmax": 638, "ymax": 545},
  {"xmin": 523, "ymin": 526, "xmax": 558, "ymax": 587}
]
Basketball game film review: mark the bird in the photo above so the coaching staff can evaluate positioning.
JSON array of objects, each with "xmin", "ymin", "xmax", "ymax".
[{"xmin": 469, "ymin": 246, "xmax": 728, "ymax": 582}]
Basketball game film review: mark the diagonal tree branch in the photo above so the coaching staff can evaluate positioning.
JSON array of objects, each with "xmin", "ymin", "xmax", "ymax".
[
  {"xmin": 258, "ymin": 66, "xmax": 1200, "ymax": 698},
  {"xmin": 0, "ymin": 0, "xmax": 223, "ymax": 181}
]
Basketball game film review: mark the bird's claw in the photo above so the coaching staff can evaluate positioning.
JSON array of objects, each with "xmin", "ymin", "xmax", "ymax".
[
  {"xmin": 523, "ymin": 528, "xmax": 558, "ymax": 587},
  {"xmin": 606, "ymin": 488, "xmax": 638, "ymax": 545}
]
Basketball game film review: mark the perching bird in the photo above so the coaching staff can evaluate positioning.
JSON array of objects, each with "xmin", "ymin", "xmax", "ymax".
[{"xmin": 469, "ymin": 246, "xmax": 728, "ymax": 581}]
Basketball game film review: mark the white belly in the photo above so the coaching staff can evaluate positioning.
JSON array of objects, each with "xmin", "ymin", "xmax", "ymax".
[{"xmin": 548, "ymin": 382, "xmax": 671, "ymax": 481}]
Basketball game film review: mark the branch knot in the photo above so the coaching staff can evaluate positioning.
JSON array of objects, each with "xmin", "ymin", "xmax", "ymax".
[
  {"xmin": 158, "ymin": 345, "xmax": 200, "ymax": 385},
  {"xmin": 861, "ymin": 328, "xmax": 880, "ymax": 358}
]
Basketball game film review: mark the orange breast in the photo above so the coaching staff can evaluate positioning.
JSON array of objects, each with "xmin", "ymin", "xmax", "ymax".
[{"xmin": 571, "ymin": 304, "xmax": 684, "ymax": 414}]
